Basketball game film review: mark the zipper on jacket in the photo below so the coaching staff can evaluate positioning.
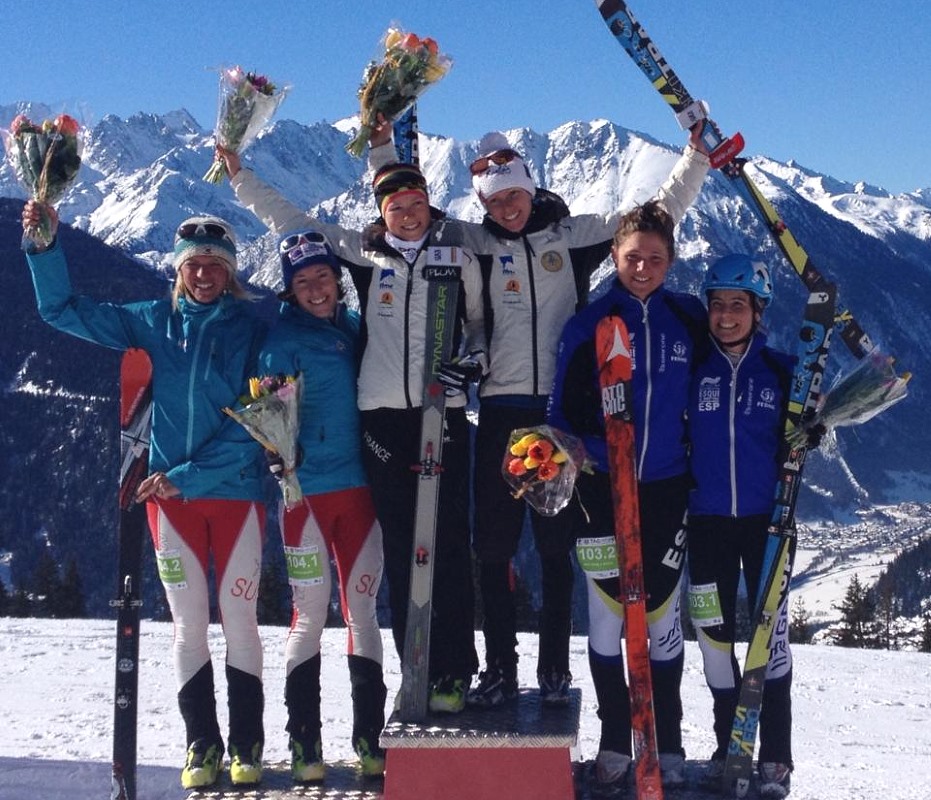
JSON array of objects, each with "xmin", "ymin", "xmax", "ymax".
[
  {"xmin": 186, "ymin": 304, "xmax": 222, "ymax": 454},
  {"xmin": 523, "ymin": 236, "xmax": 541, "ymax": 394},
  {"xmin": 637, "ymin": 298, "xmax": 650, "ymax": 479},
  {"xmin": 725, "ymin": 345, "xmax": 748, "ymax": 517},
  {"xmin": 403, "ymin": 262, "xmax": 414, "ymax": 409}
]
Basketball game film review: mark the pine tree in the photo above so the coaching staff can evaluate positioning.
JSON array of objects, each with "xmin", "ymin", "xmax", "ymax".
[
  {"xmin": 57, "ymin": 558, "xmax": 87, "ymax": 618},
  {"xmin": 33, "ymin": 550, "xmax": 62, "ymax": 618},
  {"xmin": 789, "ymin": 597, "xmax": 812, "ymax": 644},
  {"xmin": 833, "ymin": 574, "xmax": 879, "ymax": 648},
  {"xmin": 920, "ymin": 614, "xmax": 931, "ymax": 654},
  {"xmin": 0, "ymin": 578, "xmax": 8, "ymax": 616},
  {"xmin": 10, "ymin": 585, "xmax": 33, "ymax": 617},
  {"xmin": 875, "ymin": 577, "xmax": 901, "ymax": 651}
]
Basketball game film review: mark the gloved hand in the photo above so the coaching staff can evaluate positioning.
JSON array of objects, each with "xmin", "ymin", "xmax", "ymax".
[
  {"xmin": 805, "ymin": 423, "xmax": 827, "ymax": 450},
  {"xmin": 265, "ymin": 445, "xmax": 303, "ymax": 481},
  {"xmin": 437, "ymin": 350, "xmax": 486, "ymax": 394}
]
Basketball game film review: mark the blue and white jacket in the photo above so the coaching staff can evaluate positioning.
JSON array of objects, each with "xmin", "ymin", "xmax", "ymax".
[
  {"xmin": 259, "ymin": 302, "xmax": 368, "ymax": 496},
  {"xmin": 687, "ymin": 331, "xmax": 795, "ymax": 518},
  {"xmin": 26, "ymin": 241, "xmax": 267, "ymax": 501},
  {"xmin": 548, "ymin": 279, "xmax": 706, "ymax": 482}
]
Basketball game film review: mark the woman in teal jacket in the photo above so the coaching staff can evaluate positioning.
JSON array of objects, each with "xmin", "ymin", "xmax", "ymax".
[
  {"xmin": 22, "ymin": 202, "xmax": 268, "ymax": 790},
  {"xmin": 258, "ymin": 232, "xmax": 386, "ymax": 782}
]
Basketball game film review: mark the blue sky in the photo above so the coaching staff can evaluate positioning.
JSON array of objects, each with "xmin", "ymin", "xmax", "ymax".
[{"xmin": 2, "ymin": 0, "xmax": 929, "ymax": 194}]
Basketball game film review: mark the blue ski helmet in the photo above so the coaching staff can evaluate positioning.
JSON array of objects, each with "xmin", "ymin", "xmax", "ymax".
[{"xmin": 702, "ymin": 254, "xmax": 773, "ymax": 307}]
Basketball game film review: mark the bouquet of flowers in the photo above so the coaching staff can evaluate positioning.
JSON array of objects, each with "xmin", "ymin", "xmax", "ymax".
[
  {"xmin": 203, "ymin": 66, "xmax": 290, "ymax": 183},
  {"xmin": 2, "ymin": 113, "xmax": 82, "ymax": 245},
  {"xmin": 345, "ymin": 26, "xmax": 452, "ymax": 158},
  {"xmin": 788, "ymin": 349, "xmax": 911, "ymax": 448},
  {"xmin": 223, "ymin": 373, "xmax": 304, "ymax": 508},
  {"xmin": 501, "ymin": 425, "xmax": 591, "ymax": 517}
]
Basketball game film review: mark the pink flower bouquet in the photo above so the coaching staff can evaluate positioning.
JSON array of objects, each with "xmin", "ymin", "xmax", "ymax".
[
  {"xmin": 3, "ymin": 113, "xmax": 82, "ymax": 244},
  {"xmin": 203, "ymin": 66, "xmax": 289, "ymax": 183}
]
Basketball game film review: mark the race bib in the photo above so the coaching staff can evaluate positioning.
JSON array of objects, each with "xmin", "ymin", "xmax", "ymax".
[
  {"xmin": 688, "ymin": 581, "xmax": 724, "ymax": 627},
  {"xmin": 285, "ymin": 545, "xmax": 325, "ymax": 586},
  {"xmin": 156, "ymin": 548, "xmax": 187, "ymax": 590},
  {"xmin": 576, "ymin": 536, "xmax": 619, "ymax": 579}
]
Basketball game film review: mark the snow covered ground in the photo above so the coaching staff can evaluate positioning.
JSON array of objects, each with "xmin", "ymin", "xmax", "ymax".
[{"xmin": 0, "ymin": 617, "xmax": 928, "ymax": 799}]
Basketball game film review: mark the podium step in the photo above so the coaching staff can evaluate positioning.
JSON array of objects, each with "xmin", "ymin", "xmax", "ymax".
[{"xmin": 381, "ymin": 688, "xmax": 581, "ymax": 799}]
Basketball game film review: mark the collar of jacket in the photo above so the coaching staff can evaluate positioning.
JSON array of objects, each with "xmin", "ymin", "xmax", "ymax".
[{"xmin": 177, "ymin": 292, "xmax": 239, "ymax": 319}]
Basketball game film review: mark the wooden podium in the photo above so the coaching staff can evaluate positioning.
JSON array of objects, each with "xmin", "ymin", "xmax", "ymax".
[{"xmin": 380, "ymin": 688, "xmax": 581, "ymax": 800}]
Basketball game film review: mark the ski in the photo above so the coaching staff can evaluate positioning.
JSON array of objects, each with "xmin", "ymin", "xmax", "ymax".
[
  {"xmin": 592, "ymin": 0, "xmax": 875, "ymax": 361},
  {"xmin": 393, "ymin": 104, "xmax": 419, "ymax": 165},
  {"xmin": 110, "ymin": 348, "xmax": 153, "ymax": 800},
  {"xmin": 596, "ymin": 315, "xmax": 663, "ymax": 800},
  {"xmin": 722, "ymin": 285, "xmax": 836, "ymax": 798},
  {"xmin": 397, "ymin": 248, "xmax": 463, "ymax": 722}
]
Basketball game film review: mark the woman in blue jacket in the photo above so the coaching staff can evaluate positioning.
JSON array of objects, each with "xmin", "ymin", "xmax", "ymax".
[
  {"xmin": 548, "ymin": 200, "xmax": 706, "ymax": 792},
  {"xmin": 258, "ymin": 232, "xmax": 386, "ymax": 782},
  {"xmin": 686, "ymin": 254, "xmax": 795, "ymax": 798},
  {"xmin": 22, "ymin": 202, "xmax": 268, "ymax": 790}
]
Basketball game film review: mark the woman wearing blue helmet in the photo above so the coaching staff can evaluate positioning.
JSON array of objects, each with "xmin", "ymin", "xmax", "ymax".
[{"xmin": 687, "ymin": 253, "xmax": 797, "ymax": 798}]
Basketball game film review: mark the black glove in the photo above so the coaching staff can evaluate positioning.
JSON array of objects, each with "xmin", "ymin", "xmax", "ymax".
[
  {"xmin": 265, "ymin": 444, "xmax": 303, "ymax": 480},
  {"xmin": 805, "ymin": 423, "xmax": 827, "ymax": 450},
  {"xmin": 437, "ymin": 350, "xmax": 486, "ymax": 393}
]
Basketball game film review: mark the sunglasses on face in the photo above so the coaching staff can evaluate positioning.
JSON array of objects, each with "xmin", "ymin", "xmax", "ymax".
[
  {"xmin": 177, "ymin": 221, "xmax": 233, "ymax": 243},
  {"xmin": 469, "ymin": 149, "xmax": 521, "ymax": 176},
  {"xmin": 279, "ymin": 231, "xmax": 326, "ymax": 254}
]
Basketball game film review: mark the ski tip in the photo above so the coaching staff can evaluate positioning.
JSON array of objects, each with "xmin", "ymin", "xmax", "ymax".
[{"xmin": 709, "ymin": 132, "xmax": 745, "ymax": 169}]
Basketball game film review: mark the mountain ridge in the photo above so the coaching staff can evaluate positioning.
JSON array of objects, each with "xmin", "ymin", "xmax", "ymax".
[{"xmin": 1, "ymin": 104, "xmax": 928, "ymax": 618}]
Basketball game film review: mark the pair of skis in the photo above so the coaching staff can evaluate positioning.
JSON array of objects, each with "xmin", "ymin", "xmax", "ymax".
[
  {"xmin": 391, "ymin": 106, "xmax": 467, "ymax": 722},
  {"xmin": 111, "ymin": 348, "xmax": 153, "ymax": 800},
  {"xmin": 397, "ymin": 246, "xmax": 463, "ymax": 721},
  {"xmin": 597, "ymin": 317, "xmax": 664, "ymax": 800},
  {"xmin": 722, "ymin": 285, "xmax": 836, "ymax": 797},
  {"xmin": 593, "ymin": 0, "xmax": 873, "ymax": 362},
  {"xmin": 591, "ymin": 0, "xmax": 885, "ymax": 795}
]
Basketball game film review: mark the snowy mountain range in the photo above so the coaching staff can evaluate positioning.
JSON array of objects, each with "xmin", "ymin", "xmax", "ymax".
[{"xmin": 1, "ymin": 102, "xmax": 929, "ymax": 628}]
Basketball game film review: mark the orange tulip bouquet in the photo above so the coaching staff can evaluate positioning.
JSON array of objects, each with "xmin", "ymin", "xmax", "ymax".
[
  {"xmin": 345, "ymin": 25, "xmax": 452, "ymax": 157},
  {"xmin": 502, "ymin": 425, "xmax": 590, "ymax": 516}
]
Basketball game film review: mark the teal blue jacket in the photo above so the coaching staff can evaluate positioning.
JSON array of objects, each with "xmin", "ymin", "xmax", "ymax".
[
  {"xmin": 26, "ymin": 241, "xmax": 267, "ymax": 501},
  {"xmin": 259, "ymin": 302, "xmax": 368, "ymax": 495}
]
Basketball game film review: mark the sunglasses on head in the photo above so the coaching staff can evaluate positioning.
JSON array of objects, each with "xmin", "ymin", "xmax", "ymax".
[
  {"xmin": 279, "ymin": 231, "xmax": 326, "ymax": 254},
  {"xmin": 177, "ymin": 221, "xmax": 233, "ymax": 242},
  {"xmin": 469, "ymin": 149, "xmax": 521, "ymax": 176}
]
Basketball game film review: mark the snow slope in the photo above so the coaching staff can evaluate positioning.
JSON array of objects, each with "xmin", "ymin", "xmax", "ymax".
[{"xmin": 0, "ymin": 618, "xmax": 928, "ymax": 799}]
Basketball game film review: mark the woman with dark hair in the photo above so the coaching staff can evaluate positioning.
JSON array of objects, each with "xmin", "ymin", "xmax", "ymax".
[
  {"xmin": 548, "ymin": 200, "xmax": 707, "ymax": 794},
  {"xmin": 259, "ymin": 231, "xmax": 387, "ymax": 781}
]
